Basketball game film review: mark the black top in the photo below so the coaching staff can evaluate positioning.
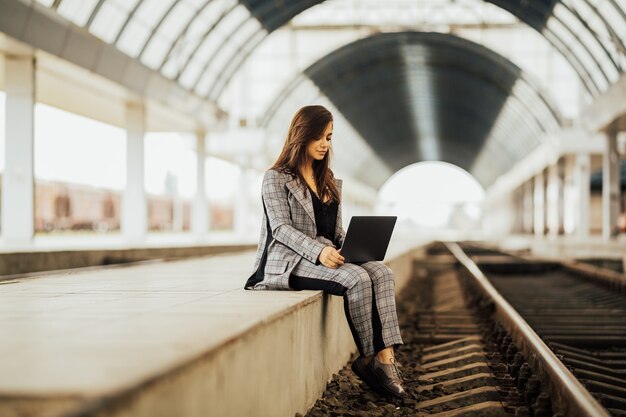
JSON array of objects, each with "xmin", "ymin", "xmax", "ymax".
[{"xmin": 307, "ymin": 185, "xmax": 338, "ymax": 244}]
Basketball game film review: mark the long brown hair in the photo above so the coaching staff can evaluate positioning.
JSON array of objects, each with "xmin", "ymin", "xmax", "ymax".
[{"xmin": 271, "ymin": 105, "xmax": 340, "ymax": 203}]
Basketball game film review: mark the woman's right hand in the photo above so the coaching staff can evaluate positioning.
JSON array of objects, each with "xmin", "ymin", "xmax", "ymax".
[{"xmin": 319, "ymin": 246, "xmax": 345, "ymax": 268}]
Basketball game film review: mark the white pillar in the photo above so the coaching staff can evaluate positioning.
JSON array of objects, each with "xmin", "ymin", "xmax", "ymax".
[
  {"xmin": 234, "ymin": 156, "xmax": 251, "ymax": 237},
  {"xmin": 557, "ymin": 158, "xmax": 565, "ymax": 235},
  {"xmin": 533, "ymin": 171, "xmax": 545, "ymax": 237},
  {"xmin": 192, "ymin": 130, "xmax": 209, "ymax": 237},
  {"xmin": 546, "ymin": 163, "xmax": 559, "ymax": 237},
  {"xmin": 563, "ymin": 155, "xmax": 574, "ymax": 235},
  {"xmin": 172, "ymin": 184, "xmax": 183, "ymax": 233},
  {"xmin": 573, "ymin": 153, "xmax": 590, "ymax": 238},
  {"xmin": 522, "ymin": 180, "xmax": 534, "ymax": 234},
  {"xmin": 602, "ymin": 129, "xmax": 620, "ymax": 240},
  {"xmin": 1, "ymin": 56, "xmax": 35, "ymax": 243},
  {"xmin": 512, "ymin": 185, "xmax": 526, "ymax": 234},
  {"xmin": 121, "ymin": 102, "xmax": 147, "ymax": 241}
]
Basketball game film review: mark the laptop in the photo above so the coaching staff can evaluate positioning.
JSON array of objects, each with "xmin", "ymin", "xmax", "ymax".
[{"xmin": 339, "ymin": 216, "xmax": 397, "ymax": 263}]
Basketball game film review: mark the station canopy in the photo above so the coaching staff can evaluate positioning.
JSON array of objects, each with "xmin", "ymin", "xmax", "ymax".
[
  {"xmin": 263, "ymin": 31, "xmax": 561, "ymax": 187},
  {"xmin": 34, "ymin": 0, "xmax": 626, "ymax": 100},
  {"xmin": 33, "ymin": 0, "xmax": 626, "ymax": 187}
]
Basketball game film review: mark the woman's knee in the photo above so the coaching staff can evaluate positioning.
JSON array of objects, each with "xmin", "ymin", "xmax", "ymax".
[
  {"xmin": 379, "ymin": 263, "xmax": 394, "ymax": 280},
  {"xmin": 366, "ymin": 262, "xmax": 394, "ymax": 282},
  {"xmin": 341, "ymin": 265, "xmax": 372, "ymax": 290}
]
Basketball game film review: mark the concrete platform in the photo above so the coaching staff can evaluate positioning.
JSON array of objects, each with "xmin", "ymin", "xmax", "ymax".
[
  {"xmin": 0, "ymin": 232, "xmax": 257, "ymax": 277},
  {"xmin": 0, "ymin": 238, "xmax": 426, "ymax": 417},
  {"xmin": 497, "ymin": 234, "xmax": 626, "ymax": 262}
]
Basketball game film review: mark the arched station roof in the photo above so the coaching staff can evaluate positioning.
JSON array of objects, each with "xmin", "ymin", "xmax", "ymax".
[
  {"xmin": 34, "ymin": 0, "xmax": 626, "ymax": 102},
  {"xmin": 264, "ymin": 32, "xmax": 561, "ymax": 188}
]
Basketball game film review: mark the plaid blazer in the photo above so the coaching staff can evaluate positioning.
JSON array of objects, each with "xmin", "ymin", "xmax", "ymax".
[{"xmin": 246, "ymin": 169, "xmax": 346, "ymax": 290}]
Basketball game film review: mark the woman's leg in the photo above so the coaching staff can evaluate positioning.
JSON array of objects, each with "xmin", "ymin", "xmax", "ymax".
[
  {"xmin": 291, "ymin": 260, "xmax": 407, "ymax": 398},
  {"xmin": 289, "ymin": 260, "xmax": 377, "ymax": 357},
  {"xmin": 358, "ymin": 261, "xmax": 404, "ymax": 363}
]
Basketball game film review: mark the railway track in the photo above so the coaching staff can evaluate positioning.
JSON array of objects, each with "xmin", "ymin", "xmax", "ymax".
[
  {"xmin": 304, "ymin": 242, "xmax": 623, "ymax": 416},
  {"xmin": 464, "ymin": 245, "xmax": 626, "ymax": 417}
]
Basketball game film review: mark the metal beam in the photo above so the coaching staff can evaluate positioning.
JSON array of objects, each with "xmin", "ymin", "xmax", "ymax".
[
  {"xmin": 137, "ymin": 0, "xmax": 183, "ymax": 59},
  {"xmin": 155, "ymin": 0, "xmax": 218, "ymax": 72},
  {"xmin": 0, "ymin": 0, "xmax": 225, "ymax": 129},
  {"xmin": 113, "ymin": 0, "xmax": 148, "ymax": 46},
  {"xmin": 171, "ymin": 0, "xmax": 238, "ymax": 81},
  {"xmin": 582, "ymin": 72, "xmax": 626, "ymax": 131}
]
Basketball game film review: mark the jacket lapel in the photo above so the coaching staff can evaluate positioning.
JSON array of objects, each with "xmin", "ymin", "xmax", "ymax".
[{"xmin": 285, "ymin": 176, "xmax": 316, "ymax": 225}]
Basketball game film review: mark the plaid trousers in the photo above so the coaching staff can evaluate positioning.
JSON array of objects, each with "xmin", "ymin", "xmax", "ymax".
[{"xmin": 290, "ymin": 258, "xmax": 404, "ymax": 357}]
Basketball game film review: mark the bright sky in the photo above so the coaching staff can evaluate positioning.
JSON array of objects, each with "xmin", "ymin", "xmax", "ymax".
[
  {"xmin": 377, "ymin": 162, "xmax": 485, "ymax": 228},
  {"xmin": 0, "ymin": 93, "xmax": 239, "ymax": 201}
]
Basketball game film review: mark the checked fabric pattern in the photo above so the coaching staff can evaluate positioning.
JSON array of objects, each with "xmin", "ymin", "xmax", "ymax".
[
  {"xmin": 247, "ymin": 169, "xmax": 345, "ymax": 291},
  {"xmin": 245, "ymin": 168, "xmax": 403, "ymax": 356},
  {"xmin": 290, "ymin": 259, "xmax": 404, "ymax": 357}
]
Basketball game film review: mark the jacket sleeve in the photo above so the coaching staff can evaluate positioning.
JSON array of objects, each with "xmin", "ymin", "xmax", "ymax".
[{"xmin": 262, "ymin": 170, "xmax": 327, "ymax": 264}]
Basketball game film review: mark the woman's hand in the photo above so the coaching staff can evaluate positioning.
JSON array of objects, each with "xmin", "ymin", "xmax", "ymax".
[{"xmin": 319, "ymin": 246, "xmax": 345, "ymax": 269}]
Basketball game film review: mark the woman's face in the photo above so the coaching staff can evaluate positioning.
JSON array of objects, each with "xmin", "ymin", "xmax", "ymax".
[{"xmin": 306, "ymin": 122, "xmax": 332, "ymax": 162}]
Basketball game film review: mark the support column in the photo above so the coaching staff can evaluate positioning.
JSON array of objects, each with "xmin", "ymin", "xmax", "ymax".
[
  {"xmin": 1, "ymin": 56, "xmax": 35, "ymax": 243},
  {"xmin": 573, "ymin": 153, "xmax": 590, "ymax": 238},
  {"xmin": 602, "ymin": 129, "xmax": 620, "ymax": 240},
  {"xmin": 513, "ymin": 187, "xmax": 524, "ymax": 234},
  {"xmin": 533, "ymin": 171, "xmax": 545, "ymax": 237},
  {"xmin": 192, "ymin": 130, "xmax": 209, "ymax": 237},
  {"xmin": 171, "ymin": 176, "xmax": 183, "ymax": 232},
  {"xmin": 563, "ymin": 155, "xmax": 574, "ymax": 235},
  {"xmin": 121, "ymin": 102, "xmax": 147, "ymax": 241},
  {"xmin": 234, "ymin": 155, "xmax": 251, "ymax": 237},
  {"xmin": 557, "ymin": 158, "xmax": 565, "ymax": 235},
  {"xmin": 522, "ymin": 180, "xmax": 534, "ymax": 234},
  {"xmin": 546, "ymin": 162, "xmax": 559, "ymax": 237}
]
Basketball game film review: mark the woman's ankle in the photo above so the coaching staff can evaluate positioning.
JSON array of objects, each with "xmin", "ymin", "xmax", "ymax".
[{"xmin": 376, "ymin": 348, "xmax": 395, "ymax": 364}]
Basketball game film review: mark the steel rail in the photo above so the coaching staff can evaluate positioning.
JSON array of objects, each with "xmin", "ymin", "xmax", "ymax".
[
  {"xmin": 513, "ymin": 251, "xmax": 626, "ymax": 295},
  {"xmin": 444, "ymin": 241, "xmax": 611, "ymax": 417}
]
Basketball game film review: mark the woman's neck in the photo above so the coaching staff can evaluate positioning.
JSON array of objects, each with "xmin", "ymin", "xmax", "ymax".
[{"xmin": 301, "ymin": 160, "xmax": 314, "ymax": 179}]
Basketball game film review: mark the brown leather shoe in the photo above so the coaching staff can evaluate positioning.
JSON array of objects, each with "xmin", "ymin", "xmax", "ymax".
[
  {"xmin": 368, "ymin": 356, "xmax": 406, "ymax": 398},
  {"xmin": 351, "ymin": 356, "xmax": 379, "ymax": 391}
]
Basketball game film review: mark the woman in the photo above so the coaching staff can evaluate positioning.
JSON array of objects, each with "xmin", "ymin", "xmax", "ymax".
[{"xmin": 244, "ymin": 105, "xmax": 406, "ymax": 399}]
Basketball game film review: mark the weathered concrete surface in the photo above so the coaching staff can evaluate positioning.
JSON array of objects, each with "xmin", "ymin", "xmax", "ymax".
[
  {"xmin": 0, "ymin": 244, "xmax": 424, "ymax": 417},
  {"xmin": 0, "ymin": 244, "xmax": 255, "ymax": 277}
]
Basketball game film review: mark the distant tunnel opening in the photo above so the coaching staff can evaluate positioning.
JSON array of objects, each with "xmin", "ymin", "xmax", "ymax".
[{"xmin": 376, "ymin": 161, "xmax": 485, "ymax": 230}]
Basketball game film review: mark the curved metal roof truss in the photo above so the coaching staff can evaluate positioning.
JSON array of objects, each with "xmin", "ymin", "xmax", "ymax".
[
  {"xmin": 289, "ymin": 32, "xmax": 562, "ymax": 187},
  {"xmin": 38, "ymin": 0, "xmax": 626, "ymax": 103}
]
